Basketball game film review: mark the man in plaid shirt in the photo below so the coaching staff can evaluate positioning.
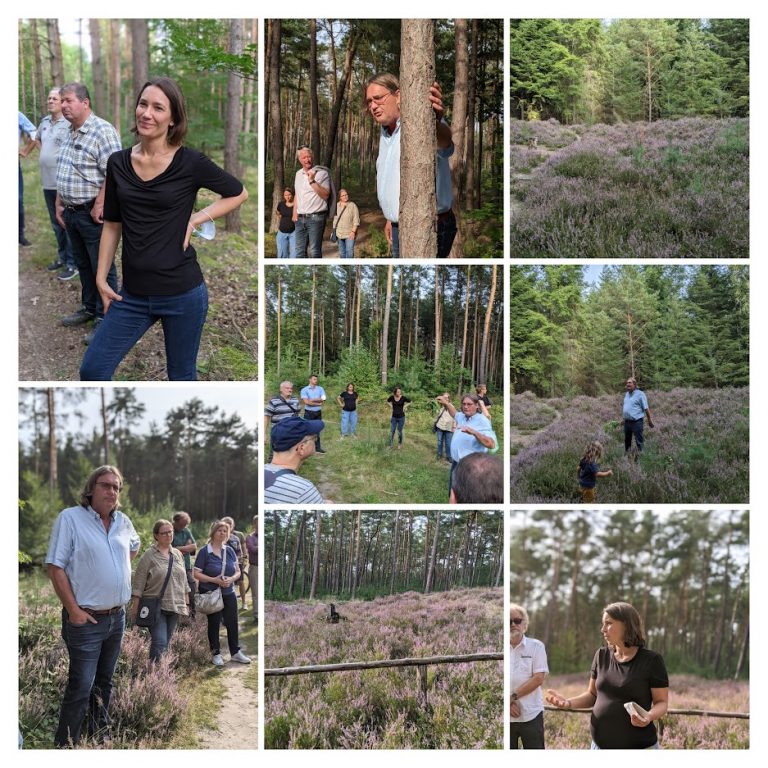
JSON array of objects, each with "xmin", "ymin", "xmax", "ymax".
[{"xmin": 55, "ymin": 83, "xmax": 121, "ymax": 345}]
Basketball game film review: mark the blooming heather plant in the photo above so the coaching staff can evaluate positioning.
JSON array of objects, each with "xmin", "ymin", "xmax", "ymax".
[
  {"xmin": 264, "ymin": 588, "xmax": 504, "ymax": 749},
  {"xmin": 510, "ymin": 388, "xmax": 748, "ymax": 503},
  {"xmin": 510, "ymin": 118, "xmax": 748, "ymax": 258},
  {"xmin": 542, "ymin": 673, "xmax": 748, "ymax": 749},
  {"xmin": 18, "ymin": 597, "xmax": 210, "ymax": 749}
]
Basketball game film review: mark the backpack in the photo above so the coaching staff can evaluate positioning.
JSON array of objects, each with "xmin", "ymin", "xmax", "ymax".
[{"xmin": 313, "ymin": 165, "xmax": 336, "ymax": 218}]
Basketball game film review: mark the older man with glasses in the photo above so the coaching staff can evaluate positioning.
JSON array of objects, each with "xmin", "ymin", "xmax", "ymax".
[
  {"xmin": 509, "ymin": 603, "xmax": 549, "ymax": 749},
  {"xmin": 292, "ymin": 145, "xmax": 331, "ymax": 257},
  {"xmin": 46, "ymin": 465, "xmax": 140, "ymax": 747}
]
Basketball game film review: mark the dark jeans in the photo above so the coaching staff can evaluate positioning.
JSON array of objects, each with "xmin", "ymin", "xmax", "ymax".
[
  {"xmin": 206, "ymin": 591, "xmax": 240, "ymax": 656},
  {"xmin": 18, "ymin": 163, "xmax": 25, "ymax": 240},
  {"xmin": 624, "ymin": 418, "xmax": 645, "ymax": 452},
  {"xmin": 510, "ymin": 711, "xmax": 545, "ymax": 749},
  {"xmin": 390, "ymin": 211, "xmax": 458, "ymax": 258},
  {"xmin": 63, "ymin": 207, "xmax": 118, "ymax": 318},
  {"xmin": 449, "ymin": 459, "xmax": 458, "ymax": 497},
  {"xmin": 294, "ymin": 213, "xmax": 326, "ymax": 257},
  {"xmin": 43, "ymin": 188, "xmax": 75, "ymax": 267},
  {"xmin": 304, "ymin": 409, "xmax": 323, "ymax": 450},
  {"xmin": 149, "ymin": 611, "xmax": 179, "ymax": 662},
  {"xmin": 55, "ymin": 608, "xmax": 125, "ymax": 747},
  {"xmin": 436, "ymin": 429, "xmax": 452, "ymax": 458},
  {"xmin": 79, "ymin": 282, "xmax": 208, "ymax": 381},
  {"xmin": 389, "ymin": 416, "xmax": 405, "ymax": 445},
  {"xmin": 186, "ymin": 569, "xmax": 197, "ymax": 617}
]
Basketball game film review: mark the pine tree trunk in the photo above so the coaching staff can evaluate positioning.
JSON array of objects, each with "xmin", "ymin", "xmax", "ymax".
[
  {"xmin": 225, "ymin": 19, "xmax": 244, "ymax": 232},
  {"xmin": 448, "ymin": 19, "xmax": 468, "ymax": 256},
  {"xmin": 425, "ymin": 511, "xmax": 440, "ymax": 593},
  {"xmin": 309, "ymin": 511, "xmax": 322, "ymax": 600},
  {"xmin": 47, "ymin": 20, "xmax": 64, "ymax": 89},
  {"xmin": 268, "ymin": 20, "xmax": 284, "ymax": 233},
  {"xmin": 309, "ymin": 20, "xmax": 320, "ymax": 159},
  {"xmin": 47, "ymin": 388, "xmax": 57, "ymax": 500},
  {"xmin": 478, "ymin": 265, "xmax": 497, "ymax": 383},
  {"xmin": 381, "ymin": 264, "xmax": 393, "ymax": 386},
  {"xmin": 109, "ymin": 21, "xmax": 121, "ymax": 133},
  {"xmin": 130, "ymin": 20, "xmax": 149, "ymax": 98},
  {"xmin": 399, "ymin": 20, "xmax": 437, "ymax": 258},
  {"xmin": 465, "ymin": 20, "xmax": 478, "ymax": 210}
]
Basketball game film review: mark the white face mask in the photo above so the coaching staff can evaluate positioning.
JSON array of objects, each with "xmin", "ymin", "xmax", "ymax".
[{"xmin": 193, "ymin": 219, "xmax": 216, "ymax": 240}]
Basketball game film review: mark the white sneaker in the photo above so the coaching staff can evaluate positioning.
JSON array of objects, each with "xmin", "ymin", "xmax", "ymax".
[
  {"xmin": 231, "ymin": 650, "xmax": 251, "ymax": 664},
  {"xmin": 212, "ymin": 654, "xmax": 225, "ymax": 666}
]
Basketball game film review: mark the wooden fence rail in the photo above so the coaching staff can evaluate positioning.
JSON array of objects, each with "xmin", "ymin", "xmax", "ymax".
[
  {"xmin": 265, "ymin": 652, "xmax": 503, "ymax": 708},
  {"xmin": 544, "ymin": 705, "xmax": 749, "ymax": 721}
]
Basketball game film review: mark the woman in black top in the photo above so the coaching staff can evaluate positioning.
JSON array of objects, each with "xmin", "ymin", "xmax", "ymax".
[
  {"xmin": 336, "ymin": 383, "xmax": 360, "ymax": 437},
  {"xmin": 545, "ymin": 602, "xmax": 669, "ymax": 749},
  {"xmin": 80, "ymin": 77, "xmax": 248, "ymax": 381},
  {"xmin": 276, "ymin": 187, "xmax": 295, "ymax": 258},
  {"xmin": 387, "ymin": 387, "xmax": 411, "ymax": 449}
]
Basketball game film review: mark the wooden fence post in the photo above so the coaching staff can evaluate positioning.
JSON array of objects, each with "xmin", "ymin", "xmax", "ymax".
[{"xmin": 417, "ymin": 664, "xmax": 428, "ymax": 708}]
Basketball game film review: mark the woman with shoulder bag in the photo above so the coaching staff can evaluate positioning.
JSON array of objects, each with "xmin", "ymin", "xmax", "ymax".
[
  {"xmin": 193, "ymin": 520, "xmax": 251, "ymax": 667},
  {"xmin": 331, "ymin": 189, "xmax": 360, "ymax": 258},
  {"xmin": 131, "ymin": 519, "xmax": 190, "ymax": 661}
]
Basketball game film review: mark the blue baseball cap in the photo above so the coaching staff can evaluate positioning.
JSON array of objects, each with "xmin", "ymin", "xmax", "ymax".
[{"xmin": 271, "ymin": 417, "xmax": 324, "ymax": 451}]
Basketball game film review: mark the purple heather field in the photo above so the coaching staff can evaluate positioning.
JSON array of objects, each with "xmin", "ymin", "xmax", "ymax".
[
  {"xmin": 265, "ymin": 588, "xmax": 504, "ymax": 749},
  {"xmin": 510, "ymin": 387, "xmax": 748, "ymax": 503},
  {"xmin": 510, "ymin": 117, "xmax": 748, "ymax": 258}
]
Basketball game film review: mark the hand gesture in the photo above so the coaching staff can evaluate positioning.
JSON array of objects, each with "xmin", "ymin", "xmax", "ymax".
[
  {"xmin": 545, "ymin": 689, "xmax": 569, "ymax": 708},
  {"xmin": 97, "ymin": 281, "xmax": 122, "ymax": 314}
]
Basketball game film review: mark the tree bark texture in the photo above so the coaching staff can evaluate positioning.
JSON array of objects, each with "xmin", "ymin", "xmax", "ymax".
[
  {"xmin": 225, "ymin": 19, "xmax": 244, "ymax": 232},
  {"xmin": 399, "ymin": 20, "xmax": 437, "ymax": 258}
]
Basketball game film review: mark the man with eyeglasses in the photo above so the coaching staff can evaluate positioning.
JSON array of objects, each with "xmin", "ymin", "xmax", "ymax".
[
  {"xmin": 46, "ymin": 465, "xmax": 140, "ymax": 747},
  {"xmin": 364, "ymin": 73, "xmax": 457, "ymax": 258},
  {"xmin": 292, "ymin": 145, "xmax": 331, "ymax": 257},
  {"xmin": 509, "ymin": 603, "xmax": 548, "ymax": 749},
  {"xmin": 264, "ymin": 417, "xmax": 331, "ymax": 504},
  {"xmin": 55, "ymin": 83, "xmax": 121, "ymax": 344}
]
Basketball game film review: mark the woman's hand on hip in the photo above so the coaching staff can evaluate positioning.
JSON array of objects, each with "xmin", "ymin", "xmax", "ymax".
[
  {"xmin": 97, "ymin": 281, "xmax": 122, "ymax": 314},
  {"xmin": 184, "ymin": 221, "xmax": 195, "ymax": 250}
]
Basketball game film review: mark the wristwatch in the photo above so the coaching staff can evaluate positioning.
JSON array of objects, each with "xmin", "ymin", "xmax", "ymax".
[{"xmin": 511, "ymin": 692, "xmax": 519, "ymax": 702}]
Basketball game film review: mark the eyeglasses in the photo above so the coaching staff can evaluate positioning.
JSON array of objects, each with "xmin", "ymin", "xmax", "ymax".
[
  {"xmin": 365, "ymin": 92, "xmax": 392, "ymax": 109},
  {"xmin": 510, "ymin": 618, "xmax": 524, "ymax": 626},
  {"xmin": 95, "ymin": 482, "xmax": 121, "ymax": 493}
]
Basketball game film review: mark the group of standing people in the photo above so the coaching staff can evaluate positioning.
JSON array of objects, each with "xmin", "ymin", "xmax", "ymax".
[
  {"xmin": 20, "ymin": 77, "xmax": 248, "ymax": 380},
  {"xmin": 275, "ymin": 149, "xmax": 360, "ymax": 258},
  {"xmin": 45, "ymin": 465, "xmax": 256, "ymax": 747},
  {"xmin": 510, "ymin": 601, "xmax": 668, "ymax": 750}
]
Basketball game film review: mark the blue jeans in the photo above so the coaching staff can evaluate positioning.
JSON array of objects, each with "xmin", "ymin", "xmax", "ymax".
[
  {"xmin": 389, "ymin": 416, "xmax": 405, "ymax": 445},
  {"xmin": 276, "ymin": 230, "xmax": 295, "ymax": 258},
  {"xmin": 338, "ymin": 237, "xmax": 355, "ymax": 258},
  {"xmin": 624, "ymin": 418, "xmax": 645, "ymax": 452},
  {"xmin": 294, "ymin": 213, "xmax": 326, "ymax": 257},
  {"xmin": 80, "ymin": 282, "xmax": 208, "ymax": 381},
  {"xmin": 63, "ymin": 207, "xmax": 118, "ymax": 318},
  {"xmin": 206, "ymin": 592, "xmax": 240, "ymax": 656},
  {"xmin": 55, "ymin": 608, "xmax": 125, "ymax": 747},
  {"xmin": 148, "ymin": 611, "xmax": 179, "ymax": 662},
  {"xmin": 341, "ymin": 410, "xmax": 358, "ymax": 436},
  {"xmin": 389, "ymin": 211, "xmax": 457, "ymax": 258},
  {"xmin": 44, "ymin": 188, "xmax": 75, "ymax": 267},
  {"xmin": 436, "ymin": 429, "xmax": 452, "ymax": 458}
]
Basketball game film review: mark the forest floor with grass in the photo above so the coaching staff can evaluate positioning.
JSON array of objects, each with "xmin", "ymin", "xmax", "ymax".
[
  {"xmin": 291, "ymin": 404, "xmax": 504, "ymax": 504},
  {"xmin": 19, "ymin": 569, "xmax": 258, "ymax": 749},
  {"xmin": 542, "ymin": 672, "xmax": 749, "ymax": 749},
  {"xmin": 509, "ymin": 388, "xmax": 748, "ymax": 503},
  {"xmin": 264, "ymin": 587, "xmax": 503, "ymax": 749},
  {"xmin": 510, "ymin": 117, "xmax": 749, "ymax": 258},
  {"xmin": 18, "ymin": 161, "xmax": 258, "ymax": 381}
]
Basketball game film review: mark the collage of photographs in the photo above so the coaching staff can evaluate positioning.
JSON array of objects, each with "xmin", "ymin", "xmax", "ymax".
[{"xmin": 13, "ymin": 10, "xmax": 753, "ymax": 759}]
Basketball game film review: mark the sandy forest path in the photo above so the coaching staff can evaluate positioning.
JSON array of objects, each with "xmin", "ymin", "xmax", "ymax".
[{"xmin": 195, "ymin": 614, "xmax": 258, "ymax": 749}]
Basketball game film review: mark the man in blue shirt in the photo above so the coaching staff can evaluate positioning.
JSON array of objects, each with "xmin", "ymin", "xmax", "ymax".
[
  {"xmin": 622, "ymin": 377, "xmax": 654, "ymax": 455},
  {"xmin": 46, "ymin": 465, "xmax": 140, "ymax": 747},
  {"xmin": 365, "ymin": 73, "xmax": 457, "ymax": 258},
  {"xmin": 18, "ymin": 111, "xmax": 37, "ymax": 246},
  {"xmin": 300, "ymin": 374, "xmax": 327, "ymax": 453}
]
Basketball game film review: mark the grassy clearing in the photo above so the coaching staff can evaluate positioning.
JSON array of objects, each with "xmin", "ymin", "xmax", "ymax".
[{"xmin": 293, "ymin": 405, "xmax": 504, "ymax": 504}]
